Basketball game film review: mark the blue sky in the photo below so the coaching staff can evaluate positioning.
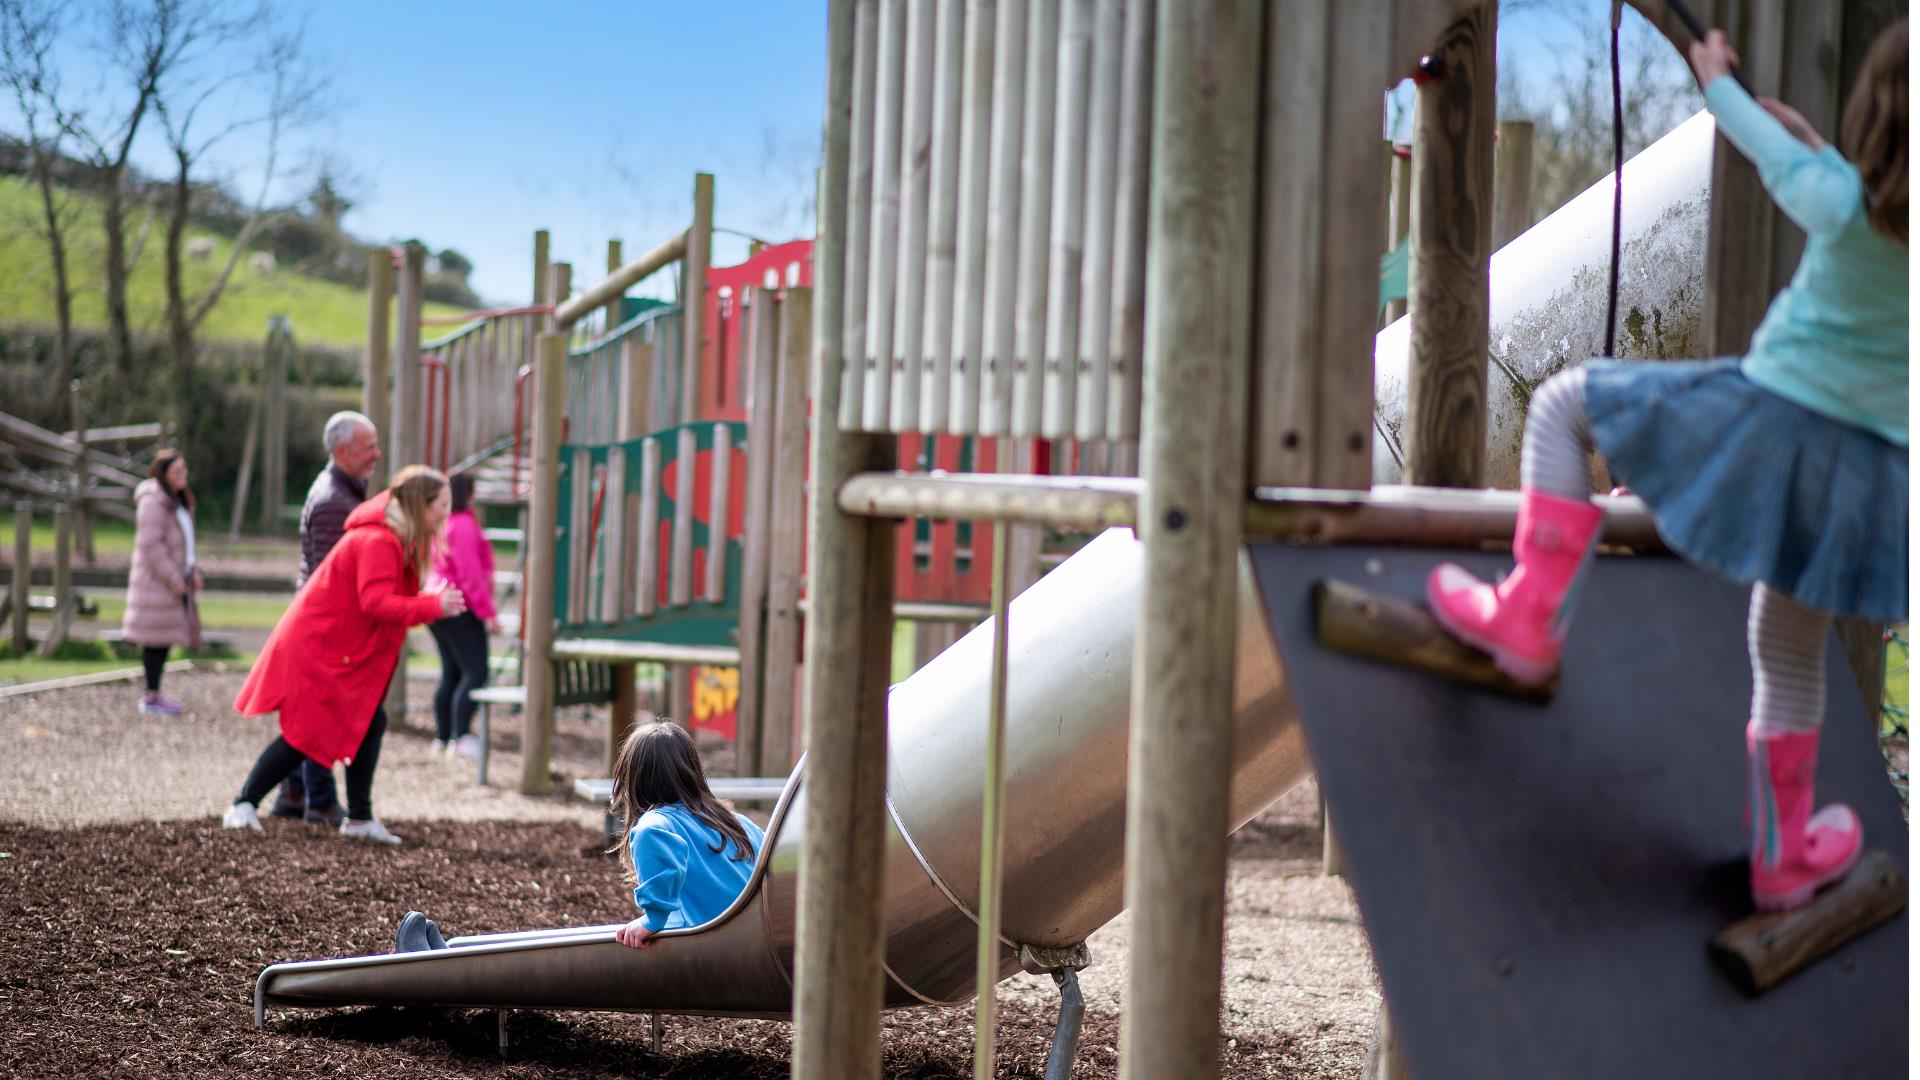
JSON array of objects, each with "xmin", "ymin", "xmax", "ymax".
[{"xmin": 17, "ymin": 1, "xmax": 1695, "ymax": 306}]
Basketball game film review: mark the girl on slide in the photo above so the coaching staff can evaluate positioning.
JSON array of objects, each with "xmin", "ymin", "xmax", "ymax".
[
  {"xmin": 1427, "ymin": 21, "xmax": 1907, "ymax": 913},
  {"xmin": 610, "ymin": 721, "xmax": 765, "ymax": 949}
]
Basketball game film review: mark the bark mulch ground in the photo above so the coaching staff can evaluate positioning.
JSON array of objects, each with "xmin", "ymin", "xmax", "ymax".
[{"xmin": 0, "ymin": 669, "xmax": 1376, "ymax": 1078}]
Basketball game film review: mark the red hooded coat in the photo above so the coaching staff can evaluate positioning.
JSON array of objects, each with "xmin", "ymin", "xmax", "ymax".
[{"xmin": 234, "ymin": 492, "xmax": 441, "ymax": 765}]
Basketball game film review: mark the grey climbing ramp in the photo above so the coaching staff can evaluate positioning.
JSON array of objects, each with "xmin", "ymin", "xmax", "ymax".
[{"xmin": 1250, "ymin": 543, "xmax": 1907, "ymax": 1080}]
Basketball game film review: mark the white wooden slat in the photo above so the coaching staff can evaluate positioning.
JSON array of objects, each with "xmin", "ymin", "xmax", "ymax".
[
  {"xmin": 669, "ymin": 425, "xmax": 697, "ymax": 607},
  {"xmin": 840, "ymin": 0, "xmax": 882, "ymax": 432},
  {"xmin": 860, "ymin": 0, "xmax": 910, "ymax": 430},
  {"xmin": 1009, "ymin": 0, "xmax": 1060, "ymax": 437},
  {"xmin": 569, "ymin": 447, "xmax": 591, "ymax": 625},
  {"xmin": 636, "ymin": 436, "xmax": 661, "ymax": 617},
  {"xmin": 601, "ymin": 445, "xmax": 625, "ymax": 622},
  {"xmin": 705, "ymin": 423, "xmax": 733, "ymax": 602},
  {"xmin": 1107, "ymin": 0, "xmax": 1151, "ymax": 442},
  {"xmin": 917, "ymin": 0, "xmax": 968, "ymax": 434},
  {"xmin": 887, "ymin": 0, "xmax": 939, "ymax": 432},
  {"xmin": 1040, "ymin": 0, "xmax": 1093, "ymax": 439},
  {"xmin": 1073, "ymin": 0, "xmax": 1124, "ymax": 441},
  {"xmin": 974, "ymin": 0, "xmax": 1026, "ymax": 435}
]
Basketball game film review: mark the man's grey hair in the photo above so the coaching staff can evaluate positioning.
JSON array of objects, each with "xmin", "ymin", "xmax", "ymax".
[{"xmin": 322, "ymin": 411, "xmax": 376, "ymax": 453}]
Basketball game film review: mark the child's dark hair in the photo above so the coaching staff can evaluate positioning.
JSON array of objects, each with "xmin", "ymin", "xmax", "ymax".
[
  {"xmin": 448, "ymin": 470, "xmax": 474, "ymax": 513},
  {"xmin": 607, "ymin": 721, "xmax": 755, "ymax": 886},
  {"xmin": 149, "ymin": 451, "xmax": 195, "ymax": 511},
  {"xmin": 1841, "ymin": 17, "xmax": 1907, "ymax": 243}
]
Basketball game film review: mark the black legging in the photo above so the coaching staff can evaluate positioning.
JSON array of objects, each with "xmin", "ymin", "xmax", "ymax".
[
  {"xmin": 235, "ymin": 707, "xmax": 388, "ymax": 821},
  {"xmin": 142, "ymin": 646, "xmax": 169, "ymax": 692},
  {"xmin": 428, "ymin": 613, "xmax": 490, "ymax": 742}
]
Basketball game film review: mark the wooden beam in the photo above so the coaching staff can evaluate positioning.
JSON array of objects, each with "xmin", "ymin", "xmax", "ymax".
[
  {"xmin": 554, "ymin": 232, "xmax": 688, "ymax": 330},
  {"xmin": 761, "ymin": 288, "xmax": 812, "ymax": 776},
  {"xmin": 1121, "ymin": 3, "xmax": 1263, "ymax": 1079},
  {"xmin": 532, "ymin": 229, "xmax": 550, "ymax": 306},
  {"xmin": 1405, "ymin": 2, "xmax": 1496, "ymax": 489},
  {"xmin": 792, "ymin": 2, "xmax": 896, "ymax": 1078},
  {"xmin": 10, "ymin": 501, "xmax": 29, "ymax": 654}
]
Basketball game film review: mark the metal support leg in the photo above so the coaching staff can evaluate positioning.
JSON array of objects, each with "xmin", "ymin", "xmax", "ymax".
[
  {"xmin": 497, "ymin": 1008, "xmax": 509, "ymax": 1055},
  {"xmin": 1043, "ymin": 968, "xmax": 1086, "ymax": 1080},
  {"xmin": 651, "ymin": 1011, "xmax": 664, "ymax": 1053},
  {"xmin": 475, "ymin": 703, "xmax": 491, "ymax": 786}
]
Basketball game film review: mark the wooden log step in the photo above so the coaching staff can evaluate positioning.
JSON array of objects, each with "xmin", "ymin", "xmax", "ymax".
[
  {"xmin": 1708, "ymin": 849, "xmax": 1907, "ymax": 995},
  {"xmin": 1312, "ymin": 577, "xmax": 1556, "ymax": 702}
]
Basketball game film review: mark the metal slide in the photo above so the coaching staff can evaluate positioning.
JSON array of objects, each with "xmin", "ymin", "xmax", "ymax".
[{"xmin": 255, "ymin": 528, "xmax": 1314, "ymax": 1023}]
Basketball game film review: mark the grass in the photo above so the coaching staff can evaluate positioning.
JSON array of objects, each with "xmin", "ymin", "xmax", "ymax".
[
  {"xmin": 0, "ymin": 636, "xmax": 256, "ymax": 684},
  {"xmin": 88, "ymin": 592, "xmax": 291, "ymax": 632},
  {"xmin": 0, "ymin": 176, "xmax": 471, "ymax": 349}
]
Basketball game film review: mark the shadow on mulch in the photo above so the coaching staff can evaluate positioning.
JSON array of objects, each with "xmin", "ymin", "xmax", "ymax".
[{"xmin": 0, "ymin": 818, "xmax": 1300, "ymax": 1078}]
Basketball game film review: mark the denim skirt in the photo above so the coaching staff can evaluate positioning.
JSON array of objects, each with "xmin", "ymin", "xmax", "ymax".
[{"xmin": 1584, "ymin": 358, "xmax": 1907, "ymax": 623}]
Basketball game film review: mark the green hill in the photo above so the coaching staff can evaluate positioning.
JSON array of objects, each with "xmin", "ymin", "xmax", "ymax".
[{"xmin": 0, "ymin": 175, "xmax": 471, "ymax": 349}]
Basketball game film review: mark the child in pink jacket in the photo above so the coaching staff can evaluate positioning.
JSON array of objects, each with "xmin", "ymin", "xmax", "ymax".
[{"xmin": 427, "ymin": 471, "xmax": 499, "ymax": 758}]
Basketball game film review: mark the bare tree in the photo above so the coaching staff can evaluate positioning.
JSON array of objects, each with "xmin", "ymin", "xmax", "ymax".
[
  {"xmin": 1498, "ymin": 2, "xmax": 1698, "ymax": 229},
  {"xmin": 0, "ymin": 0, "xmax": 81, "ymax": 415},
  {"xmin": 153, "ymin": 8, "xmax": 327, "ymax": 410}
]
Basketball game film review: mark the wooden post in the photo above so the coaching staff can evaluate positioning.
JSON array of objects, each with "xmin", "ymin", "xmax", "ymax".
[
  {"xmin": 533, "ymin": 229, "xmax": 551, "ymax": 307},
  {"xmin": 521, "ymin": 327, "xmax": 567, "ymax": 796},
  {"xmin": 736, "ymin": 290, "xmax": 781, "ymax": 772},
  {"xmin": 1383, "ymin": 144, "xmax": 1414, "ymax": 324},
  {"xmin": 1492, "ymin": 119, "xmax": 1534, "ymax": 250},
  {"xmin": 760, "ymin": 289, "xmax": 812, "ymax": 776},
  {"xmin": 364, "ymin": 249, "xmax": 395, "ymax": 492},
  {"xmin": 36, "ymin": 504, "xmax": 72, "ymax": 658},
  {"xmin": 793, "ymin": 0, "xmax": 897, "ymax": 1075},
  {"xmin": 605, "ymin": 239, "xmax": 624, "ymax": 333},
  {"xmin": 608, "ymin": 662, "xmax": 636, "ymax": 777},
  {"xmin": 259, "ymin": 317, "xmax": 291, "ymax": 533},
  {"xmin": 10, "ymin": 501, "xmax": 29, "ymax": 654},
  {"xmin": 387, "ymin": 244, "xmax": 426, "ymax": 723},
  {"xmin": 67, "ymin": 381, "xmax": 93, "ymax": 564},
  {"xmin": 1120, "ymin": 4, "xmax": 1262, "ymax": 1079},
  {"xmin": 682, "ymin": 174, "xmax": 714, "ymax": 424},
  {"xmin": 1405, "ymin": 2, "xmax": 1496, "ymax": 489}
]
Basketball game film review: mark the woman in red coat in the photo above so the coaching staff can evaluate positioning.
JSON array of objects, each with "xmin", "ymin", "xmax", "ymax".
[{"xmin": 223, "ymin": 466, "xmax": 467, "ymax": 844}]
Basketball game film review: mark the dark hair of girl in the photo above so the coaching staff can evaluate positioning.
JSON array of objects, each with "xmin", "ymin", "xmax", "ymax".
[
  {"xmin": 1840, "ymin": 18, "xmax": 1907, "ymax": 244},
  {"xmin": 448, "ymin": 469, "xmax": 475, "ymax": 513},
  {"xmin": 149, "ymin": 451, "xmax": 195, "ymax": 511},
  {"xmin": 606, "ymin": 721, "xmax": 755, "ymax": 887}
]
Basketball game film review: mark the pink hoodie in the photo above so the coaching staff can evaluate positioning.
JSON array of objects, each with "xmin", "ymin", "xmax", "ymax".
[{"xmin": 434, "ymin": 509, "xmax": 498, "ymax": 622}]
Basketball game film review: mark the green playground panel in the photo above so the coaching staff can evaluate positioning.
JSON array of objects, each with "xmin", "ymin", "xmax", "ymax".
[{"xmin": 555, "ymin": 420, "xmax": 749, "ymax": 651}]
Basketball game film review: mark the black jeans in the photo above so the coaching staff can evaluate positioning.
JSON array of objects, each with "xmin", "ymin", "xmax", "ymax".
[
  {"xmin": 142, "ymin": 646, "xmax": 169, "ymax": 692},
  {"xmin": 428, "ymin": 612, "xmax": 490, "ymax": 742},
  {"xmin": 238, "ymin": 707, "xmax": 388, "ymax": 821}
]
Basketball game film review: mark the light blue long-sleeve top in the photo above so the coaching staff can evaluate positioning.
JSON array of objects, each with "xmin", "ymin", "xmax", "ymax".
[
  {"xmin": 1702, "ymin": 76, "xmax": 1908, "ymax": 446},
  {"xmin": 628, "ymin": 802, "xmax": 765, "ymax": 932}
]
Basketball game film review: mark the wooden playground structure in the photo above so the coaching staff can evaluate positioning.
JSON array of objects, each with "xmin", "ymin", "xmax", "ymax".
[{"xmin": 351, "ymin": 1, "xmax": 1903, "ymax": 1077}]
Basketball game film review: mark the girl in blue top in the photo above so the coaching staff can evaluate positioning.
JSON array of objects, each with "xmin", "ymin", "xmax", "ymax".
[
  {"xmin": 610, "ymin": 721, "xmax": 765, "ymax": 949},
  {"xmin": 1429, "ymin": 21, "xmax": 1906, "ymax": 914}
]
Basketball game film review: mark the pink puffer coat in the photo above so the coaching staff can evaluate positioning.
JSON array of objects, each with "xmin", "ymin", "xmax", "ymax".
[{"xmin": 122, "ymin": 479, "xmax": 200, "ymax": 647}]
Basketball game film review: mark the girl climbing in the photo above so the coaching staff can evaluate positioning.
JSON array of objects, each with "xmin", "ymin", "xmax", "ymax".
[
  {"xmin": 610, "ymin": 721, "xmax": 765, "ymax": 949},
  {"xmin": 1427, "ymin": 20, "xmax": 1907, "ymax": 914}
]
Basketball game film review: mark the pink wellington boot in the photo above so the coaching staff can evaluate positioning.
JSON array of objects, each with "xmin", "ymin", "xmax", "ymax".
[
  {"xmin": 1747, "ymin": 726, "xmax": 1862, "ymax": 912},
  {"xmin": 1426, "ymin": 489, "xmax": 1604, "ymax": 685}
]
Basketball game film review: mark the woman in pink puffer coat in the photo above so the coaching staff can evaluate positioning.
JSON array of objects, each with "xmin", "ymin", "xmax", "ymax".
[{"xmin": 123, "ymin": 451, "xmax": 202, "ymax": 715}]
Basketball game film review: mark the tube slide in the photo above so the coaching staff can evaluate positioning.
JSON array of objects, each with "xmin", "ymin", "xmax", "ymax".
[
  {"xmin": 255, "ymin": 528, "xmax": 1313, "ymax": 1022},
  {"xmin": 1373, "ymin": 109, "xmax": 1715, "ymax": 488}
]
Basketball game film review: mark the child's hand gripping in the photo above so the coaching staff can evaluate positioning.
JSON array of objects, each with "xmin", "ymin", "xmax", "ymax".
[
  {"xmin": 615, "ymin": 916, "xmax": 655, "ymax": 950},
  {"xmin": 1687, "ymin": 29, "xmax": 1740, "ymax": 88}
]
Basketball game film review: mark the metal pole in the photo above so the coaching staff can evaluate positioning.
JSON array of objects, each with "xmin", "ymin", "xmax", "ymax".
[
  {"xmin": 973, "ymin": 519, "xmax": 1013, "ymax": 1080},
  {"xmin": 1121, "ymin": 2, "xmax": 1262, "ymax": 1077},
  {"xmin": 1042, "ymin": 968, "xmax": 1087, "ymax": 1080},
  {"xmin": 793, "ymin": 2, "xmax": 897, "ymax": 1076}
]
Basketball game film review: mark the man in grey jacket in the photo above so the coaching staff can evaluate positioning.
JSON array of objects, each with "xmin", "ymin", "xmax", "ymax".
[{"xmin": 269, "ymin": 411, "xmax": 383, "ymax": 823}]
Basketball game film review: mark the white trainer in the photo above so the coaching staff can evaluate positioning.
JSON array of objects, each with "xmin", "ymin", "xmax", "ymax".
[
  {"xmin": 453, "ymin": 734, "xmax": 482, "ymax": 760},
  {"xmin": 222, "ymin": 802, "xmax": 263, "ymax": 832},
  {"xmin": 340, "ymin": 817, "xmax": 403, "ymax": 845}
]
